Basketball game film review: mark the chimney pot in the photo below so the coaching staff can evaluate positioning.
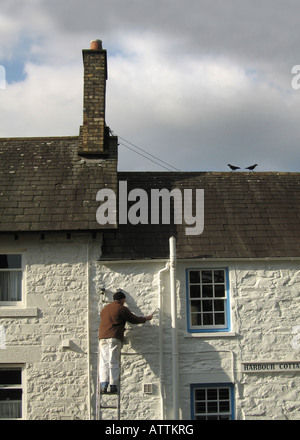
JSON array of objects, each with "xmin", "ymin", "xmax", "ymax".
[{"xmin": 90, "ymin": 39, "xmax": 102, "ymax": 50}]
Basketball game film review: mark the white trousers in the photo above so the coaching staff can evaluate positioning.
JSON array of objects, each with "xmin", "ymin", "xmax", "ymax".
[{"xmin": 99, "ymin": 338, "xmax": 121, "ymax": 385}]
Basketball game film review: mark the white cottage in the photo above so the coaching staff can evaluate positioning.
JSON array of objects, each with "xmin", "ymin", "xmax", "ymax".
[
  {"xmin": 0, "ymin": 41, "xmax": 299, "ymax": 420},
  {"xmin": 98, "ymin": 172, "xmax": 300, "ymax": 420}
]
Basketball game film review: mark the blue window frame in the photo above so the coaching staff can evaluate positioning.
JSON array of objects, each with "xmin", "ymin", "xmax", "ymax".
[
  {"xmin": 186, "ymin": 268, "xmax": 230, "ymax": 333},
  {"xmin": 190, "ymin": 383, "xmax": 235, "ymax": 420}
]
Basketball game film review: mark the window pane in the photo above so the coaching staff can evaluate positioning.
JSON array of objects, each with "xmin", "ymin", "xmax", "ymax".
[
  {"xmin": 215, "ymin": 313, "xmax": 225, "ymax": 325},
  {"xmin": 191, "ymin": 314, "xmax": 202, "ymax": 326},
  {"xmin": 0, "ymin": 369, "xmax": 21, "ymax": 385},
  {"xmin": 0, "ymin": 390, "xmax": 22, "ymax": 419},
  {"xmin": 0, "ymin": 255, "xmax": 21, "ymax": 269},
  {"xmin": 195, "ymin": 389, "xmax": 205, "ymax": 400},
  {"xmin": 0, "ymin": 272, "xmax": 22, "ymax": 301},
  {"xmin": 190, "ymin": 285, "xmax": 200, "ymax": 298},
  {"xmin": 195, "ymin": 402, "xmax": 206, "ymax": 413},
  {"xmin": 219, "ymin": 415, "xmax": 230, "ymax": 420},
  {"xmin": 203, "ymin": 300, "xmax": 213, "ymax": 312},
  {"xmin": 203, "ymin": 313, "xmax": 213, "ymax": 325},
  {"xmin": 0, "ymin": 389, "xmax": 22, "ymax": 400},
  {"xmin": 0, "ymin": 368, "xmax": 22, "ymax": 419},
  {"xmin": 201, "ymin": 270, "xmax": 212, "ymax": 283},
  {"xmin": 207, "ymin": 389, "xmax": 218, "ymax": 400},
  {"xmin": 215, "ymin": 285, "xmax": 225, "ymax": 297},
  {"xmin": 191, "ymin": 300, "xmax": 201, "ymax": 312},
  {"xmin": 219, "ymin": 401, "xmax": 230, "ymax": 413},
  {"xmin": 214, "ymin": 300, "xmax": 224, "ymax": 311},
  {"xmin": 207, "ymin": 401, "xmax": 218, "ymax": 413},
  {"xmin": 219, "ymin": 388, "xmax": 230, "ymax": 400},
  {"xmin": 202, "ymin": 285, "xmax": 213, "ymax": 297},
  {"xmin": 189, "ymin": 271, "xmax": 200, "ymax": 283},
  {"xmin": 214, "ymin": 270, "xmax": 224, "ymax": 283}
]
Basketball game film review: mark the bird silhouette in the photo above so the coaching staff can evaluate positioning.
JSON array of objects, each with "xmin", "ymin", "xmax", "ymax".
[
  {"xmin": 227, "ymin": 164, "xmax": 240, "ymax": 171},
  {"xmin": 245, "ymin": 164, "xmax": 258, "ymax": 171}
]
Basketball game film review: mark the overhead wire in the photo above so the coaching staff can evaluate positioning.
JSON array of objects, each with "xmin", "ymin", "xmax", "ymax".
[
  {"xmin": 118, "ymin": 140, "xmax": 175, "ymax": 171},
  {"xmin": 110, "ymin": 130, "xmax": 181, "ymax": 171}
]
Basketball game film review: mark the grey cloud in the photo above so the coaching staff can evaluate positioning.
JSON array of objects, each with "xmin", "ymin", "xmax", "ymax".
[{"xmin": 1, "ymin": 0, "xmax": 300, "ymax": 171}]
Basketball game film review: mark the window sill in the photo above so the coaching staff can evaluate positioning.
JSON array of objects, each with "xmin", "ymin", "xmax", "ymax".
[
  {"xmin": 185, "ymin": 331, "xmax": 236, "ymax": 338},
  {"xmin": 0, "ymin": 307, "xmax": 38, "ymax": 318}
]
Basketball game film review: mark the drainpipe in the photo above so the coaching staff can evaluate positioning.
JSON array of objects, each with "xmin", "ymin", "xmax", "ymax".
[
  {"xmin": 157, "ymin": 262, "xmax": 169, "ymax": 419},
  {"xmin": 169, "ymin": 236, "xmax": 179, "ymax": 419},
  {"xmin": 86, "ymin": 236, "xmax": 91, "ymax": 419}
]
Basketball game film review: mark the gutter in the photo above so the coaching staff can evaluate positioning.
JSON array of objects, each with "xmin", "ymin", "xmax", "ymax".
[
  {"xmin": 169, "ymin": 236, "xmax": 179, "ymax": 419},
  {"xmin": 86, "ymin": 236, "xmax": 91, "ymax": 419},
  {"xmin": 157, "ymin": 261, "xmax": 169, "ymax": 419}
]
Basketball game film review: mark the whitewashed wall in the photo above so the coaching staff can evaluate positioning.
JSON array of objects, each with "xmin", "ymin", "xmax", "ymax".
[
  {"xmin": 93, "ymin": 259, "xmax": 300, "ymax": 420},
  {"xmin": 91, "ymin": 260, "xmax": 163, "ymax": 419},
  {"xmin": 0, "ymin": 233, "xmax": 299, "ymax": 419},
  {"xmin": 0, "ymin": 233, "xmax": 98, "ymax": 420}
]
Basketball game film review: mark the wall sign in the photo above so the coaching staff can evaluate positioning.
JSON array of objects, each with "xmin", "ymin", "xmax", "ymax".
[{"xmin": 242, "ymin": 361, "xmax": 300, "ymax": 373}]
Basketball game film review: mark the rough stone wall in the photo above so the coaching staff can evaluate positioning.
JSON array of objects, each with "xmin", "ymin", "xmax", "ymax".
[
  {"xmin": 232, "ymin": 261, "xmax": 300, "ymax": 420},
  {"xmin": 177, "ymin": 260, "xmax": 300, "ymax": 420},
  {"xmin": 0, "ymin": 232, "xmax": 100, "ymax": 420},
  {"xmin": 93, "ymin": 259, "xmax": 300, "ymax": 420},
  {"xmin": 90, "ymin": 261, "xmax": 162, "ymax": 420}
]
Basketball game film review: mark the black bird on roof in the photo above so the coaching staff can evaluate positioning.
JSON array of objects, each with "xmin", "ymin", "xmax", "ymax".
[
  {"xmin": 227, "ymin": 164, "xmax": 240, "ymax": 171},
  {"xmin": 245, "ymin": 164, "xmax": 258, "ymax": 171}
]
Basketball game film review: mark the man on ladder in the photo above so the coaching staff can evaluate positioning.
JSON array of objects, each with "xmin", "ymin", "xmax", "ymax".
[{"xmin": 98, "ymin": 290, "xmax": 153, "ymax": 395}]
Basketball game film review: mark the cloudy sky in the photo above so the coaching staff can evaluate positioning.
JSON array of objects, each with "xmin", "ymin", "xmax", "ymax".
[{"xmin": 1, "ymin": 0, "xmax": 300, "ymax": 172}]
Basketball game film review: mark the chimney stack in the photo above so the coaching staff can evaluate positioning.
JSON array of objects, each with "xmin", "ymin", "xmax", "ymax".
[{"xmin": 79, "ymin": 40, "xmax": 108, "ymax": 155}]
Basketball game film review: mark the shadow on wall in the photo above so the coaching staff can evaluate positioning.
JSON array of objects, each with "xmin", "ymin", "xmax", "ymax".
[
  {"xmin": 93, "ymin": 287, "xmax": 160, "ymax": 418},
  {"xmin": 95, "ymin": 288, "xmax": 233, "ymax": 419}
]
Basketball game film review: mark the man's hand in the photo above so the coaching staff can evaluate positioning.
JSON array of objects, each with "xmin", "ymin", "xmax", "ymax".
[{"xmin": 145, "ymin": 314, "xmax": 153, "ymax": 321}]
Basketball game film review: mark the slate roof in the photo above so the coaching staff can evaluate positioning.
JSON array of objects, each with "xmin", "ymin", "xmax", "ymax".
[
  {"xmin": 0, "ymin": 135, "xmax": 118, "ymax": 232},
  {"xmin": 101, "ymin": 171, "xmax": 300, "ymax": 260},
  {"xmin": 1, "ymin": 138, "xmax": 300, "ymax": 259}
]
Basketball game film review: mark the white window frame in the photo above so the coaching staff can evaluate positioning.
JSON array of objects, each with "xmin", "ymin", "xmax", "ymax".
[
  {"xmin": 191, "ymin": 383, "xmax": 235, "ymax": 420},
  {"xmin": 0, "ymin": 365, "xmax": 24, "ymax": 420},
  {"xmin": 186, "ymin": 268, "xmax": 231, "ymax": 333},
  {"xmin": 0, "ymin": 253, "xmax": 25, "ymax": 307}
]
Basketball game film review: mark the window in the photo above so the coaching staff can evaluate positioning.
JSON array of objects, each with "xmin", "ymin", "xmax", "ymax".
[
  {"xmin": 191, "ymin": 384, "xmax": 234, "ymax": 420},
  {"xmin": 0, "ymin": 255, "xmax": 22, "ymax": 303},
  {"xmin": 187, "ymin": 268, "xmax": 230, "ymax": 332},
  {"xmin": 0, "ymin": 367, "xmax": 23, "ymax": 419}
]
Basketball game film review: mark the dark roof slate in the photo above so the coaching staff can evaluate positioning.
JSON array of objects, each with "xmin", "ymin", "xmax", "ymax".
[
  {"xmin": 101, "ymin": 171, "xmax": 300, "ymax": 260},
  {"xmin": 1, "ymin": 137, "xmax": 299, "ymax": 260},
  {"xmin": 0, "ymin": 136, "xmax": 118, "ymax": 232}
]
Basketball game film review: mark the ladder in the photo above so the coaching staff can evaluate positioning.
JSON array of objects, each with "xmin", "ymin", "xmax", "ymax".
[{"xmin": 96, "ymin": 348, "xmax": 121, "ymax": 420}]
